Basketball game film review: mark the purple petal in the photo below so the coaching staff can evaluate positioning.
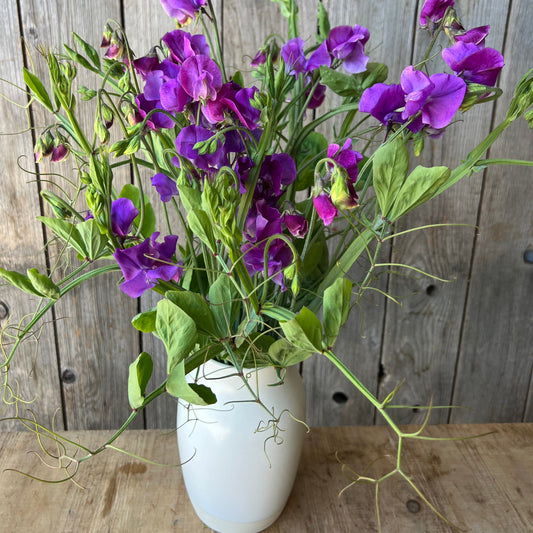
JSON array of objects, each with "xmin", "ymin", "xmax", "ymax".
[
  {"xmin": 313, "ymin": 193, "xmax": 337, "ymax": 226},
  {"xmin": 422, "ymin": 73, "xmax": 466, "ymax": 129},
  {"xmin": 111, "ymin": 198, "xmax": 139, "ymax": 237},
  {"xmin": 179, "ymin": 55, "xmax": 223, "ymax": 101},
  {"xmin": 151, "ymin": 173, "xmax": 179, "ymax": 202}
]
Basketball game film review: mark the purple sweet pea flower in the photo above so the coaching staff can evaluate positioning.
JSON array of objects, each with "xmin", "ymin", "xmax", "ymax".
[
  {"xmin": 313, "ymin": 192, "xmax": 337, "ymax": 226},
  {"xmin": 114, "ymin": 233, "xmax": 182, "ymax": 297},
  {"xmin": 255, "ymin": 153, "xmax": 297, "ymax": 200},
  {"xmin": 306, "ymin": 83, "xmax": 327, "ymax": 110},
  {"xmin": 50, "ymin": 140, "xmax": 69, "ymax": 162},
  {"xmin": 202, "ymin": 82, "xmax": 260, "ymax": 129},
  {"xmin": 160, "ymin": 0, "xmax": 207, "ymax": 26},
  {"xmin": 152, "ymin": 173, "xmax": 179, "ymax": 202},
  {"xmin": 401, "ymin": 66, "xmax": 466, "ymax": 130},
  {"xmin": 281, "ymin": 38, "xmax": 331, "ymax": 76},
  {"xmin": 179, "ymin": 55, "xmax": 223, "ymax": 101},
  {"xmin": 242, "ymin": 239, "xmax": 293, "ymax": 290},
  {"xmin": 111, "ymin": 198, "xmax": 139, "ymax": 237},
  {"xmin": 359, "ymin": 83, "xmax": 406, "ymax": 126},
  {"xmin": 244, "ymin": 199, "xmax": 283, "ymax": 244},
  {"xmin": 419, "ymin": 0, "xmax": 454, "ymax": 27},
  {"xmin": 442, "ymin": 41, "xmax": 504, "ymax": 86},
  {"xmin": 251, "ymin": 49, "xmax": 267, "ymax": 67},
  {"xmin": 136, "ymin": 94, "xmax": 176, "ymax": 130},
  {"xmin": 327, "ymin": 25, "xmax": 370, "ymax": 74}
]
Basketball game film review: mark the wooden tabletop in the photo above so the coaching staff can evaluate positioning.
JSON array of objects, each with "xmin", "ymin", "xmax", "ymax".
[{"xmin": 1, "ymin": 424, "xmax": 532, "ymax": 532}]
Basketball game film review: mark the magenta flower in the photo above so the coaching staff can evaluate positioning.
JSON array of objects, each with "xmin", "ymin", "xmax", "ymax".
[
  {"xmin": 327, "ymin": 25, "xmax": 370, "ymax": 73},
  {"xmin": 162, "ymin": 30, "xmax": 210, "ymax": 64},
  {"xmin": 442, "ymin": 42, "xmax": 504, "ymax": 86},
  {"xmin": 419, "ymin": 0, "xmax": 454, "ymax": 27},
  {"xmin": 160, "ymin": 0, "xmax": 207, "ymax": 26},
  {"xmin": 50, "ymin": 140, "xmax": 69, "ymax": 162},
  {"xmin": 313, "ymin": 193, "xmax": 337, "ymax": 226},
  {"xmin": 114, "ymin": 233, "xmax": 182, "ymax": 298},
  {"xmin": 111, "ymin": 198, "xmax": 139, "ymax": 237},
  {"xmin": 179, "ymin": 55, "xmax": 222, "ymax": 101},
  {"xmin": 151, "ymin": 173, "xmax": 179, "ymax": 202}
]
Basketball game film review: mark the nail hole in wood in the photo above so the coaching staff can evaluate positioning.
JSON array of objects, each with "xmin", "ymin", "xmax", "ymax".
[
  {"xmin": 61, "ymin": 369, "xmax": 77, "ymax": 384},
  {"xmin": 0, "ymin": 301, "xmax": 8, "ymax": 320},
  {"xmin": 332, "ymin": 391, "xmax": 348, "ymax": 404},
  {"xmin": 425, "ymin": 284, "xmax": 436, "ymax": 296},
  {"xmin": 406, "ymin": 499, "xmax": 421, "ymax": 513}
]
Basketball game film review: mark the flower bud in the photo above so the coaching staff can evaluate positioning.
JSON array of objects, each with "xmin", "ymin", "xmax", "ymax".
[
  {"xmin": 50, "ymin": 136, "xmax": 69, "ymax": 162},
  {"xmin": 34, "ymin": 131, "xmax": 54, "ymax": 162},
  {"xmin": 79, "ymin": 86, "xmax": 97, "ymax": 101},
  {"xmin": 101, "ymin": 103, "xmax": 114, "ymax": 129}
]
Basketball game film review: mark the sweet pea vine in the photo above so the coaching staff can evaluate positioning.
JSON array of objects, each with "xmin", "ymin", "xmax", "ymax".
[{"xmin": 2, "ymin": 0, "xmax": 533, "ymax": 528}]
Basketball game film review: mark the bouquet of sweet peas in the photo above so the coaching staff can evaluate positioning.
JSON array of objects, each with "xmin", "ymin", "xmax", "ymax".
[{"xmin": 1, "ymin": 0, "xmax": 532, "ymax": 515}]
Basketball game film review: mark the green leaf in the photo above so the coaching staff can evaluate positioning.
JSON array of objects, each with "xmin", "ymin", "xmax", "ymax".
[
  {"xmin": 323, "ymin": 278, "xmax": 352, "ymax": 348},
  {"xmin": 208, "ymin": 275, "xmax": 238, "ymax": 336},
  {"xmin": 128, "ymin": 352, "xmax": 153, "ymax": 409},
  {"xmin": 177, "ymin": 184, "xmax": 202, "ymax": 213},
  {"xmin": 63, "ymin": 44, "xmax": 96, "ymax": 72},
  {"xmin": 372, "ymin": 137, "xmax": 410, "ymax": 218},
  {"xmin": 165, "ymin": 291, "xmax": 219, "ymax": 337},
  {"xmin": 319, "ymin": 63, "xmax": 387, "ymax": 99},
  {"xmin": 388, "ymin": 165, "xmax": 451, "ymax": 221},
  {"xmin": 76, "ymin": 218, "xmax": 107, "ymax": 260},
  {"xmin": 0, "ymin": 267, "xmax": 43, "ymax": 297},
  {"xmin": 187, "ymin": 209, "xmax": 216, "ymax": 252},
  {"xmin": 119, "ymin": 184, "xmax": 156, "ymax": 238},
  {"xmin": 166, "ymin": 361, "xmax": 217, "ymax": 405},
  {"xmin": 26, "ymin": 268, "xmax": 61, "ymax": 300},
  {"xmin": 132, "ymin": 308, "xmax": 157, "ymax": 333},
  {"xmin": 156, "ymin": 299, "xmax": 197, "ymax": 374},
  {"xmin": 280, "ymin": 306, "xmax": 323, "ymax": 353},
  {"xmin": 268, "ymin": 337, "xmax": 313, "ymax": 366},
  {"xmin": 37, "ymin": 216, "xmax": 87, "ymax": 258},
  {"xmin": 72, "ymin": 32, "xmax": 101, "ymax": 70},
  {"xmin": 23, "ymin": 68, "xmax": 54, "ymax": 112}
]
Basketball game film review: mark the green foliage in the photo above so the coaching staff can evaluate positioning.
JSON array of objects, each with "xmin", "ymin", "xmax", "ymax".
[
  {"xmin": 127, "ymin": 352, "xmax": 153, "ymax": 409},
  {"xmin": 280, "ymin": 307, "xmax": 323, "ymax": 353},
  {"xmin": 165, "ymin": 290, "xmax": 219, "ymax": 337},
  {"xmin": 131, "ymin": 308, "xmax": 157, "ymax": 333},
  {"xmin": 372, "ymin": 137, "xmax": 410, "ymax": 219},
  {"xmin": 319, "ymin": 62, "xmax": 387, "ymax": 98},
  {"xmin": 23, "ymin": 68, "xmax": 54, "ymax": 112},
  {"xmin": 155, "ymin": 299, "xmax": 197, "ymax": 373},
  {"xmin": 323, "ymin": 277, "xmax": 352, "ymax": 348},
  {"xmin": 0, "ymin": 266, "xmax": 60, "ymax": 300},
  {"xmin": 166, "ymin": 361, "xmax": 217, "ymax": 405}
]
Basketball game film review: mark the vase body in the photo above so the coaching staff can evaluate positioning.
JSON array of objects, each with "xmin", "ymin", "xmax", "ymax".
[{"xmin": 176, "ymin": 359, "xmax": 306, "ymax": 533}]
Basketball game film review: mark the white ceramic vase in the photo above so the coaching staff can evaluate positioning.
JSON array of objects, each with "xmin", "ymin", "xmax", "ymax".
[{"xmin": 176, "ymin": 359, "xmax": 306, "ymax": 533}]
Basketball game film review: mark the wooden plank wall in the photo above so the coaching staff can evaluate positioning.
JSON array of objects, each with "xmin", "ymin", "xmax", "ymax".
[{"xmin": 0, "ymin": 0, "xmax": 531, "ymax": 432}]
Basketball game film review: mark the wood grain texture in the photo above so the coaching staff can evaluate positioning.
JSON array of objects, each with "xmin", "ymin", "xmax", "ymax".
[
  {"xmin": 0, "ymin": 0, "xmax": 63, "ymax": 430},
  {"xmin": 1, "ymin": 424, "xmax": 533, "ymax": 532},
  {"xmin": 451, "ymin": 0, "xmax": 533, "ymax": 423},
  {"xmin": 17, "ymin": 0, "xmax": 141, "ymax": 430},
  {"xmin": 378, "ymin": 0, "xmax": 512, "ymax": 426}
]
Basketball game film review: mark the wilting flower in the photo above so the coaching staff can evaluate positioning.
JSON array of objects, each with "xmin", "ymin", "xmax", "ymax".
[
  {"xmin": 160, "ymin": 0, "xmax": 207, "ymax": 26},
  {"xmin": 419, "ymin": 0, "xmax": 455, "ymax": 27},
  {"xmin": 442, "ymin": 41, "xmax": 504, "ymax": 86},
  {"xmin": 327, "ymin": 25, "xmax": 370, "ymax": 73},
  {"xmin": 284, "ymin": 212, "xmax": 308, "ymax": 238},
  {"xmin": 152, "ymin": 173, "xmax": 179, "ymax": 202},
  {"xmin": 114, "ymin": 233, "xmax": 182, "ymax": 297},
  {"xmin": 110, "ymin": 198, "xmax": 139, "ymax": 237}
]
